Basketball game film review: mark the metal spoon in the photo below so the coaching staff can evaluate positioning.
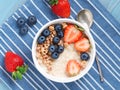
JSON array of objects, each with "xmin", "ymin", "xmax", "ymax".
[{"xmin": 77, "ymin": 9, "xmax": 104, "ymax": 82}]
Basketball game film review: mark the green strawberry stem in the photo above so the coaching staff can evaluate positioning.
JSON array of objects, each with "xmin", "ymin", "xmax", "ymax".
[
  {"xmin": 75, "ymin": 25, "xmax": 84, "ymax": 31},
  {"xmin": 12, "ymin": 65, "xmax": 28, "ymax": 80},
  {"xmin": 49, "ymin": 0, "xmax": 58, "ymax": 6}
]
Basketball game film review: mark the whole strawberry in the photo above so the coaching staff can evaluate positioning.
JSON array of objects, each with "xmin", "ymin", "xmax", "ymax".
[
  {"xmin": 48, "ymin": 0, "xmax": 71, "ymax": 18},
  {"xmin": 5, "ymin": 51, "xmax": 28, "ymax": 80}
]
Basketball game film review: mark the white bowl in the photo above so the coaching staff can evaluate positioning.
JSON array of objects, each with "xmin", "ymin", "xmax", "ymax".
[{"xmin": 32, "ymin": 18, "xmax": 96, "ymax": 83}]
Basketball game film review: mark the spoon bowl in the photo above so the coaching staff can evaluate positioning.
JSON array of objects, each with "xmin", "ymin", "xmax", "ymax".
[{"xmin": 77, "ymin": 9, "xmax": 93, "ymax": 28}]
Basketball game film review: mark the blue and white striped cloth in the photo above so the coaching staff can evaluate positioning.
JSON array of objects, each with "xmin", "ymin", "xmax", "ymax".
[{"xmin": 0, "ymin": 0, "xmax": 120, "ymax": 90}]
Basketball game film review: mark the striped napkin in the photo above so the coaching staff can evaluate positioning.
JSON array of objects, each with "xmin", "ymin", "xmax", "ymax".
[{"xmin": 0, "ymin": 0, "xmax": 120, "ymax": 90}]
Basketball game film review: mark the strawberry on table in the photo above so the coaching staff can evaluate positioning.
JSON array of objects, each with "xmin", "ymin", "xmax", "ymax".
[
  {"xmin": 48, "ymin": 0, "xmax": 71, "ymax": 18},
  {"xmin": 4, "ymin": 51, "xmax": 28, "ymax": 80},
  {"xmin": 74, "ymin": 38, "xmax": 90, "ymax": 52},
  {"xmin": 66, "ymin": 60, "xmax": 81, "ymax": 76},
  {"xmin": 64, "ymin": 24, "xmax": 83, "ymax": 43}
]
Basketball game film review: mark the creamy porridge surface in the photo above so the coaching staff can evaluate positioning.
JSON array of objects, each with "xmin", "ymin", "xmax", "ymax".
[{"xmin": 48, "ymin": 44, "xmax": 80, "ymax": 77}]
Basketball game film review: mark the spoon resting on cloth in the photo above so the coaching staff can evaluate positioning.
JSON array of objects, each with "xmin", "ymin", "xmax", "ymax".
[{"xmin": 77, "ymin": 9, "xmax": 104, "ymax": 82}]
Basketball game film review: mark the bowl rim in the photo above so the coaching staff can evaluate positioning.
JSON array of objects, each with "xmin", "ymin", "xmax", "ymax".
[{"xmin": 32, "ymin": 18, "xmax": 96, "ymax": 83}]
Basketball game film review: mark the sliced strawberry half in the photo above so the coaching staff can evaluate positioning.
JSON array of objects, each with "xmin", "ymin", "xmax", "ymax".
[
  {"xmin": 74, "ymin": 38, "xmax": 90, "ymax": 52},
  {"xmin": 64, "ymin": 25, "xmax": 83, "ymax": 43},
  {"xmin": 66, "ymin": 60, "xmax": 81, "ymax": 76}
]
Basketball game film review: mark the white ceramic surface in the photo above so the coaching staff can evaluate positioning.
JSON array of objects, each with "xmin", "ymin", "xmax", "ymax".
[{"xmin": 32, "ymin": 18, "xmax": 96, "ymax": 83}]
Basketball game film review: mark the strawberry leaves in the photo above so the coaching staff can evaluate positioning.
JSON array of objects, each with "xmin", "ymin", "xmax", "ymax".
[
  {"xmin": 12, "ymin": 71, "xmax": 22, "ymax": 80},
  {"xmin": 74, "ymin": 25, "xmax": 84, "ymax": 31},
  {"xmin": 48, "ymin": 0, "xmax": 58, "ymax": 5},
  {"xmin": 12, "ymin": 65, "xmax": 28, "ymax": 80},
  {"xmin": 17, "ymin": 65, "xmax": 28, "ymax": 74}
]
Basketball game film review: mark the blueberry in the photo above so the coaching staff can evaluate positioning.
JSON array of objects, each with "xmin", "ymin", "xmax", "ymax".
[
  {"xmin": 57, "ymin": 45, "xmax": 64, "ymax": 53},
  {"xmin": 53, "ymin": 36, "xmax": 60, "ymax": 44},
  {"xmin": 37, "ymin": 36, "xmax": 46, "ymax": 44},
  {"xmin": 19, "ymin": 26, "xmax": 28, "ymax": 35},
  {"xmin": 80, "ymin": 52, "xmax": 90, "ymax": 60},
  {"xmin": 27, "ymin": 15, "xmax": 37, "ymax": 26},
  {"xmin": 54, "ymin": 24, "xmax": 63, "ymax": 32},
  {"xmin": 42, "ymin": 29, "xmax": 50, "ymax": 37},
  {"xmin": 57, "ymin": 31, "xmax": 64, "ymax": 38},
  {"xmin": 51, "ymin": 52, "xmax": 59, "ymax": 59},
  {"xmin": 17, "ymin": 17, "xmax": 26, "ymax": 27},
  {"xmin": 49, "ymin": 45, "xmax": 56, "ymax": 53}
]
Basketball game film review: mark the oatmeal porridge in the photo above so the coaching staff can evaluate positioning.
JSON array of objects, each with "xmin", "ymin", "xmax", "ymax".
[{"xmin": 36, "ymin": 22, "xmax": 92, "ymax": 78}]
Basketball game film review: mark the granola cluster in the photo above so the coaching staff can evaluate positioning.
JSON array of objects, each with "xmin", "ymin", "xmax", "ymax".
[{"xmin": 36, "ymin": 23, "xmax": 67, "ymax": 71}]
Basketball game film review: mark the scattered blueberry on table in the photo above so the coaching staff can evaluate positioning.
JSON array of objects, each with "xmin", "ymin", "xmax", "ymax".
[
  {"xmin": 17, "ymin": 17, "xmax": 26, "ymax": 27},
  {"xmin": 27, "ymin": 15, "xmax": 37, "ymax": 26},
  {"xmin": 16, "ymin": 15, "xmax": 37, "ymax": 35},
  {"xmin": 19, "ymin": 25, "xmax": 28, "ymax": 35}
]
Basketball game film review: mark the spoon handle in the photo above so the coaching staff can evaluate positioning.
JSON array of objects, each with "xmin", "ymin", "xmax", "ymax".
[{"xmin": 95, "ymin": 55, "xmax": 104, "ymax": 82}]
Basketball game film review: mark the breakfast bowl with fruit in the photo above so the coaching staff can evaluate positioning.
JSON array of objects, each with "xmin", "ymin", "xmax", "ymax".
[{"xmin": 32, "ymin": 18, "xmax": 96, "ymax": 83}]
